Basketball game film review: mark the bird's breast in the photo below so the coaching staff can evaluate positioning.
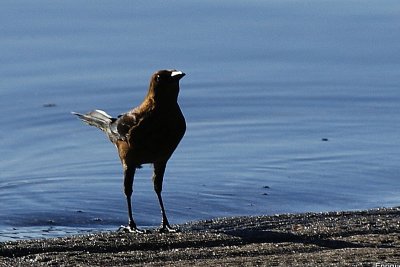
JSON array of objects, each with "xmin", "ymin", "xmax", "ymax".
[{"xmin": 126, "ymin": 107, "xmax": 185, "ymax": 164}]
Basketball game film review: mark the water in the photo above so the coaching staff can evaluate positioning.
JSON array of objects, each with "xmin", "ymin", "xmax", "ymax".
[{"xmin": 1, "ymin": 0, "xmax": 399, "ymax": 241}]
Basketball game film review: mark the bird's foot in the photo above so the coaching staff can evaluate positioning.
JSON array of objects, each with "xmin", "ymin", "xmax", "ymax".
[
  {"xmin": 159, "ymin": 224, "xmax": 180, "ymax": 233},
  {"xmin": 118, "ymin": 225, "xmax": 150, "ymax": 234}
]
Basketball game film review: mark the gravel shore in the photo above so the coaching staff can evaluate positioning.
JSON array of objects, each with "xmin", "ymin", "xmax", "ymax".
[{"xmin": 1, "ymin": 207, "xmax": 399, "ymax": 266}]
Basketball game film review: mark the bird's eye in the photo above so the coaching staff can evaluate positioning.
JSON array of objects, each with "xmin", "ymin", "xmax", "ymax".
[{"xmin": 156, "ymin": 74, "xmax": 161, "ymax": 82}]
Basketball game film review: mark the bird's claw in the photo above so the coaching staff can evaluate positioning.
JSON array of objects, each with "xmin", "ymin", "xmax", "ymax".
[
  {"xmin": 159, "ymin": 225, "xmax": 181, "ymax": 233},
  {"xmin": 118, "ymin": 225, "xmax": 150, "ymax": 234}
]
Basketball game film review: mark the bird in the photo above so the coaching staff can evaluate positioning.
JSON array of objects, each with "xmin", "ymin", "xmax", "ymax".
[{"xmin": 72, "ymin": 69, "xmax": 186, "ymax": 233}]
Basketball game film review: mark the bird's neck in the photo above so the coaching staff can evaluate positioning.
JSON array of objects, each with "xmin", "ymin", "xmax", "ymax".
[
  {"xmin": 139, "ymin": 97, "xmax": 178, "ymax": 114},
  {"xmin": 142, "ymin": 87, "xmax": 179, "ymax": 109}
]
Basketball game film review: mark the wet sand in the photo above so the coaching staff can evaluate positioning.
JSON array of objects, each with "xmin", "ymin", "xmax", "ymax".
[{"xmin": 1, "ymin": 207, "xmax": 399, "ymax": 266}]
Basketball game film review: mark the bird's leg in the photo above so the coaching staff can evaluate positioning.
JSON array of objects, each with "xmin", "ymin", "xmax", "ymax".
[
  {"xmin": 153, "ymin": 162, "xmax": 179, "ymax": 233},
  {"xmin": 118, "ymin": 166, "xmax": 147, "ymax": 234}
]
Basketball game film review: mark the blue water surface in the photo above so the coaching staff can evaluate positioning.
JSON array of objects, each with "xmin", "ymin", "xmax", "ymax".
[{"xmin": 0, "ymin": 0, "xmax": 399, "ymax": 241}]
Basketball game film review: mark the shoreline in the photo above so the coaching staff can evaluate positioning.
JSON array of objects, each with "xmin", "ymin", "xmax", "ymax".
[{"xmin": 1, "ymin": 207, "xmax": 399, "ymax": 266}]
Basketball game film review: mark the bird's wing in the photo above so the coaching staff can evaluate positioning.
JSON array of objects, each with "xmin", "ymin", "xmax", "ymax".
[
  {"xmin": 126, "ymin": 111, "xmax": 158, "ymax": 149},
  {"xmin": 111, "ymin": 109, "xmax": 143, "ymax": 142}
]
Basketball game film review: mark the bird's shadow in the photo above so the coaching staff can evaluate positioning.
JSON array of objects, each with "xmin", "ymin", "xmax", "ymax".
[{"xmin": 221, "ymin": 229, "xmax": 392, "ymax": 250}]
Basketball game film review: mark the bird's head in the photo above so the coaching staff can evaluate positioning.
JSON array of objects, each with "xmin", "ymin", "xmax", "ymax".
[{"xmin": 148, "ymin": 69, "xmax": 186, "ymax": 105}]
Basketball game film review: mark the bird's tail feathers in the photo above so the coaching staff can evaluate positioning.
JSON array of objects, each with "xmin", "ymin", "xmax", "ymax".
[{"xmin": 72, "ymin": 109, "xmax": 114, "ymax": 132}]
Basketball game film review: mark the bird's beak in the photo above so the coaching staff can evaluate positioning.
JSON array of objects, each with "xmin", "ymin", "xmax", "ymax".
[{"xmin": 171, "ymin": 70, "xmax": 186, "ymax": 80}]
